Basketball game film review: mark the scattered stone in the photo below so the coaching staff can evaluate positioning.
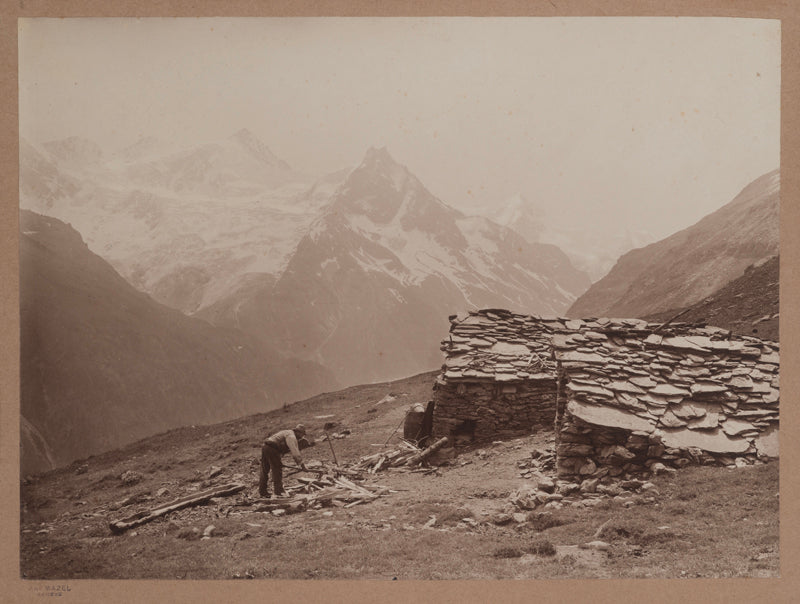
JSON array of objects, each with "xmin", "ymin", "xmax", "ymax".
[
  {"xmin": 120, "ymin": 470, "xmax": 143, "ymax": 485},
  {"xmin": 597, "ymin": 484, "xmax": 622, "ymax": 497},
  {"xmin": 271, "ymin": 509, "xmax": 287, "ymax": 517},
  {"xmin": 537, "ymin": 477, "xmax": 556, "ymax": 493},
  {"xmin": 649, "ymin": 462, "xmax": 676, "ymax": 476},
  {"xmin": 512, "ymin": 513, "xmax": 527, "ymax": 524},
  {"xmin": 580, "ymin": 478, "xmax": 600, "ymax": 494},
  {"xmin": 557, "ymin": 482, "xmax": 581, "ymax": 496},
  {"xmin": 202, "ymin": 525, "xmax": 216, "ymax": 539}
]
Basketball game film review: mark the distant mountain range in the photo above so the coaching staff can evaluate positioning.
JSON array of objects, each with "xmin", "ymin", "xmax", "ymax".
[
  {"xmin": 20, "ymin": 210, "xmax": 337, "ymax": 475},
  {"xmin": 20, "ymin": 134, "xmax": 592, "ymax": 388},
  {"xmin": 20, "ymin": 132, "xmax": 322, "ymax": 314},
  {"xmin": 20, "ymin": 129, "xmax": 779, "ymax": 473},
  {"xmin": 567, "ymin": 170, "xmax": 779, "ymax": 319},
  {"xmin": 200, "ymin": 147, "xmax": 590, "ymax": 385}
]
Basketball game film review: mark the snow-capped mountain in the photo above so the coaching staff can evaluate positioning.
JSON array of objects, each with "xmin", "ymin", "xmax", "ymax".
[
  {"xmin": 21, "ymin": 134, "xmax": 591, "ymax": 387},
  {"xmin": 20, "ymin": 133, "xmax": 322, "ymax": 313},
  {"xmin": 202, "ymin": 147, "xmax": 591, "ymax": 386},
  {"xmin": 42, "ymin": 136, "xmax": 106, "ymax": 169},
  {"xmin": 19, "ymin": 138, "xmax": 82, "ymax": 211},
  {"xmin": 120, "ymin": 128, "xmax": 301, "ymax": 197}
]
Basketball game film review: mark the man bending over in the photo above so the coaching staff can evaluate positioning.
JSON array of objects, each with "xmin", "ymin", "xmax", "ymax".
[{"xmin": 259, "ymin": 424, "xmax": 307, "ymax": 498}]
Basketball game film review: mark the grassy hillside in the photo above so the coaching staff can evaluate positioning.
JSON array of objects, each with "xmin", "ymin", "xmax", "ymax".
[
  {"xmin": 645, "ymin": 256, "xmax": 779, "ymax": 342},
  {"xmin": 20, "ymin": 371, "xmax": 778, "ymax": 580}
]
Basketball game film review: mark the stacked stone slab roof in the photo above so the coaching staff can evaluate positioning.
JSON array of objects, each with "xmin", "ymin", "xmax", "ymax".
[{"xmin": 437, "ymin": 309, "xmax": 779, "ymax": 476}]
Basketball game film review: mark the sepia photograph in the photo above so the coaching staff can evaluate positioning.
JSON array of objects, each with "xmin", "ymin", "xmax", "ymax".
[{"xmin": 16, "ymin": 14, "xmax": 782, "ymax": 585}]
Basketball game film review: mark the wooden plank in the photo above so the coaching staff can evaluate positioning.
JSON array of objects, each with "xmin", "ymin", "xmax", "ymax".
[
  {"xmin": 405, "ymin": 437, "xmax": 449, "ymax": 467},
  {"xmin": 109, "ymin": 482, "xmax": 246, "ymax": 534}
]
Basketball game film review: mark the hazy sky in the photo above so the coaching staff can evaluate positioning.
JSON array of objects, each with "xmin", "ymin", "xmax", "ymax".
[{"xmin": 19, "ymin": 17, "xmax": 780, "ymax": 241}]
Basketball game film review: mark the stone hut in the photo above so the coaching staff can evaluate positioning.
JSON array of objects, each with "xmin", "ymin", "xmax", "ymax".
[{"xmin": 432, "ymin": 309, "xmax": 779, "ymax": 479}]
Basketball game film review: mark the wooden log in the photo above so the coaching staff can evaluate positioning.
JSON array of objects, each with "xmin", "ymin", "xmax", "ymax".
[
  {"xmin": 109, "ymin": 482, "xmax": 246, "ymax": 534},
  {"xmin": 405, "ymin": 437, "xmax": 449, "ymax": 467},
  {"xmin": 333, "ymin": 477, "xmax": 374, "ymax": 498},
  {"xmin": 391, "ymin": 452, "xmax": 415, "ymax": 466},
  {"xmin": 344, "ymin": 498, "xmax": 373, "ymax": 509},
  {"xmin": 370, "ymin": 456, "xmax": 386, "ymax": 474}
]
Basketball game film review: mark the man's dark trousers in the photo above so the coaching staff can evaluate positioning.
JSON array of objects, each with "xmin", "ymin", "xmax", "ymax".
[{"xmin": 259, "ymin": 443, "xmax": 284, "ymax": 497}]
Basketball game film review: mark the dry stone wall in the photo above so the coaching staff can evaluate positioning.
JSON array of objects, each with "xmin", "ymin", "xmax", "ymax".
[
  {"xmin": 432, "ymin": 379, "xmax": 557, "ymax": 443},
  {"xmin": 433, "ymin": 309, "xmax": 779, "ymax": 479}
]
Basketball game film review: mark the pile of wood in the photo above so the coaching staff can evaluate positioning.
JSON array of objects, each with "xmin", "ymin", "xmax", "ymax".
[
  {"xmin": 348, "ymin": 437, "xmax": 448, "ymax": 474},
  {"xmin": 350, "ymin": 438, "xmax": 454, "ymax": 474},
  {"xmin": 350, "ymin": 441, "xmax": 422, "ymax": 473},
  {"xmin": 255, "ymin": 474, "xmax": 392, "ymax": 512}
]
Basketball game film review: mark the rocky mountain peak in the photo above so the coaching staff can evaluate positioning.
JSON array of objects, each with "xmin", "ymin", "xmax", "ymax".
[
  {"xmin": 362, "ymin": 145, "xmax": 394, "ymax": 164},
  {"xmin": 327, "ymin": 147, "xmax": 423, "ymax": 224},
  {"xmin": 356, "ymin": 146, "xmax": 414, "ymax": 189}
]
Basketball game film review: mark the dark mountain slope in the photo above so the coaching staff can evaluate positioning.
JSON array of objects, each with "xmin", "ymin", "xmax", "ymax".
[
  {"xmin": 568, "ymin": 170, "xmax": 779, "ymax": 318},
  {"xmin": 20, "ymin": 210, "xmax": 337, "ymax": 475},
  {"xmin": 645, "ymin": 255, "xmax": 779, "ymax": 341}
]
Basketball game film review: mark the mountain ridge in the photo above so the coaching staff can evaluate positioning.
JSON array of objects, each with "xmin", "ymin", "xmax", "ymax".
[
  {"xmin": 204, "ymin": 148, "xmax": 591, "ymax": 386},
  {"xmin": 20, "ymin": 210, "xmax": 338, "ymax": 474},
  {"xmin": 567, "ymin": 169, "xmax": 779, "ymax": 318}
]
